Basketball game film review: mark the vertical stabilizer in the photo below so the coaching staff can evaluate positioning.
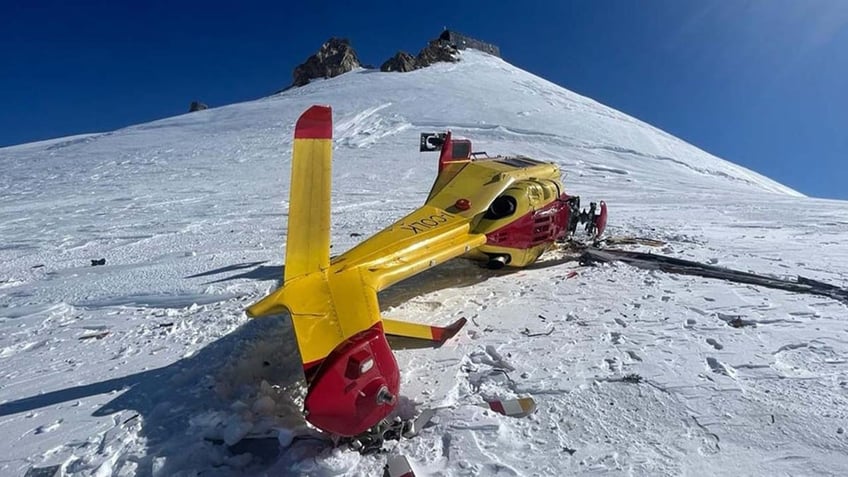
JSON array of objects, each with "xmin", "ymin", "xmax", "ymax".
[{"xmin": 285, "ymin": 105, "xmax": 333, "ymax": 281}]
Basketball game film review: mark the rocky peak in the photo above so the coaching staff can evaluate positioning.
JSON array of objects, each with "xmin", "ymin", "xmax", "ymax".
[
  {"xmin": 380, "ymin": 51, "xmax": 418, "ymax": 73},
  {"xmin": 291, "ymin": 38, "xmax": 361, "ymax": 87},
  {"xmin": 289, "ymin": 32, "xmax": 498, "ymax": 87},
  {"xmin": 379, "ymin": 36, "xmax": 459, "ymax": 73},
  {"xmin": 415, "ymin": 39, "xmax": 459, "ymax": 67},
  {"xmin": 188, "ymin": 101, "xmax": 208, "ymax": 112}
]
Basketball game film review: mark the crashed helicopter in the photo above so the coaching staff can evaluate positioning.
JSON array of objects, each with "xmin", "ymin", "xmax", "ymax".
[{"xmin": 246, "ymin": 105, "xmax": 607, "ymax": 438}]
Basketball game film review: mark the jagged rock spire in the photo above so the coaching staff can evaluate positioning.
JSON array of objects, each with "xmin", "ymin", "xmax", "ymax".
[{"xmin": 291, "ymin": 38, "xmax": 361, "ymax": 87}]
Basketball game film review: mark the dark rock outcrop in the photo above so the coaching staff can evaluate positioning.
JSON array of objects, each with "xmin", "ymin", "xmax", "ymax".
[
  {"xmin": 292, "ymin": 38, "xmax": 361, "ymax": 87},
  {"xmin": 378, "ymin": 31, "xmax": 477, "ymax": 74},
  {"xmin": 188, "ymin": 101, "xmax": 208, "ymax": 112},
  {"xmin": 380, "ymin": 51, "xmax": 418, "ymax": 72},
  {"xmin": 416, "ymin": 39, "xmax": 459, "ymax": 67},
  {"xmin": 289, "ymin": 31, "xmax": 498, "ymax": 87}
]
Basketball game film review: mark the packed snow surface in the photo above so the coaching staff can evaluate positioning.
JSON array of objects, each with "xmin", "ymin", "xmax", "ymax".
[{"xmin": 1, "ymin": 50, "xmax": 847, "ymax": 476}]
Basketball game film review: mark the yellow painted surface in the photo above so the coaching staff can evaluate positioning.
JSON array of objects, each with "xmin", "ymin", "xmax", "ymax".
[
  {"xmin": 382, "ymin": 318, "xmax": 435, "ymax": 340},
  {"xmin": 284, "ymin": 138, "xmax": 332, "ymax": 281}
]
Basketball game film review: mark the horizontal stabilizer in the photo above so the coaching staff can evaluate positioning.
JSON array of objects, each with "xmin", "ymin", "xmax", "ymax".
[
  {"xmin": 383, "ymin": 317, "xmax": 467, "ymax": 346},
  {"xmin": 245, "ymin": 288, "xmax": 287, "ymax": 318}
]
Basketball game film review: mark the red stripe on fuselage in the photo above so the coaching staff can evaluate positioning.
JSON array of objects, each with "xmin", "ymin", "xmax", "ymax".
[{"xmin": 485, "ymin": 194, "xmax": 571, "ymax": 249}]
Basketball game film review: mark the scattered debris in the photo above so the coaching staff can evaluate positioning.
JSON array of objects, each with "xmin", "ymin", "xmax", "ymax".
[
  {"xmin": 521, "ymin": 326, "xmax": 555, "ymax": 337},
  {"xmin": 384, "ymin": 454, "xmax": 415, "ymax": 477},
  {"xmin": 24, "ymin": 465, "xmax": 62, "ymax": 477},
  {"xmin": 597, "ymin": 373, "xmax": 644, "ymax": 385},
  {"xmin": 78, "ymin": 330, "xmax": 110, "ymax": 340},
  {"xmin": 621, "ymin": 373, "xmax": 643, "ymax": 383},
  {"xmin": 728, "ymin": 317, "xmax": 755, "ymax": 328},
  {"xmin": 603, "ymin": 236, "xmax": 666, "ymax": 247}
]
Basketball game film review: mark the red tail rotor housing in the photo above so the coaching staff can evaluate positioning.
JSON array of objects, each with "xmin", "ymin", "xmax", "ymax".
[{"xmin": 303, "ymin": 322, "xmax": 400, "ymax": 436}]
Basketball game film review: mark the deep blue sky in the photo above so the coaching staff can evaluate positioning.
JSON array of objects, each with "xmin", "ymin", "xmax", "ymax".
[{"xmin": 2, "ymin": 1, "xmax": 846, "ymax": 199}]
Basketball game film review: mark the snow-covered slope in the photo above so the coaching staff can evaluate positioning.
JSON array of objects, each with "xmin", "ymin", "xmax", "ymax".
[{"xmin": 1, "ymin": 50, "xmax": 847, "ymax": 476}]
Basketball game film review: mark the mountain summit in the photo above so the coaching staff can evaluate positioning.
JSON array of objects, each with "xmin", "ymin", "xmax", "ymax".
[{"xmin": 280, "ymin": 49, "xmax": 799, "ymax": 196}]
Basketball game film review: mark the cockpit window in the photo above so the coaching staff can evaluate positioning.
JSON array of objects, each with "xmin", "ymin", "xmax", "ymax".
[{"xmin": 452, "ymin": 140, "xmax": 471, "ymax": 159}]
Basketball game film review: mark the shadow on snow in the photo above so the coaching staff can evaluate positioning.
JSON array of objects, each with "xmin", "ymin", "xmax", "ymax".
[{"xmin": 1, "ymin": 315, "xmax": 305, "ymax": 475}]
